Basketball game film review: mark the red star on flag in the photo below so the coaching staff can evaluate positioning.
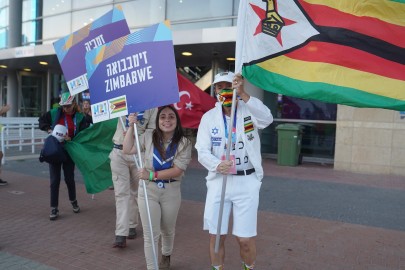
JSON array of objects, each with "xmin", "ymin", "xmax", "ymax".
[{"xmin": 250, "ymin": 3, "xmax": 296, "ymax": 46}]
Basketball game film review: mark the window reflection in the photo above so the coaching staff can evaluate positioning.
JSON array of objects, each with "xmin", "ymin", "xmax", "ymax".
[
  {"xmin": 119, "ymin": 0, "xmax": 164, "ymax": 29},
  {"xmin": 22, "ymin": 20, "xmax": 42, "ymax": 45},
  {"xmin": 0, "ymin": 4, "xmax": 8, "ymax": 28},
  {"xmin": 167, "ymin": 0, "xmax": 233, "ymax": 20},
  {"xmin": 71, "ymin": 5, "xmax": 111, "ymax": 31},
  {"xmin": 43, "ymin": 0, "xmax": 71, "ymax": 16},
  {"xmin": 277, "ymin": 95, "xmax": 337, "ymax": 121},
  {"xmin": 171, "ymin": 19, "xmax": 232, "ymax": 31},
  {"xmin": 0, "ymin": 29, "xmax": 6, "ymax": 49},
  {"xmin": 73, "ymin": 0, "xmax": 112, "ymax": 10},
  {"xmin": 43, "ymin": 13, "xmax": 70, "ymax": 41},
  {"xmin": 23, "ymin": 0, "xmax": 40, "ymax": 21}
]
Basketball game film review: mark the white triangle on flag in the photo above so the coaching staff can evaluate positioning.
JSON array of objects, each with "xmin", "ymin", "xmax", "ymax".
[{"xmin": 236, "ymin": 0, "xmax": 319, "ymax": 71}]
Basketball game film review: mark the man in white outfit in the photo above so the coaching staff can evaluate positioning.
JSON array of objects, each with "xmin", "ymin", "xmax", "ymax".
[{"xmin": 195, "ymin": 72, "xmax": 273, "ymax": 270}]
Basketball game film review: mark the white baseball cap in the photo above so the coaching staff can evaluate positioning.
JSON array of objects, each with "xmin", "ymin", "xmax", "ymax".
[
  {"xmin": 212, "ymin": 71, "xmax": 235, "ymax": 85},
  {"xmin": 52, "ymin": 124, "xmax": 67, "ymax": 142}
]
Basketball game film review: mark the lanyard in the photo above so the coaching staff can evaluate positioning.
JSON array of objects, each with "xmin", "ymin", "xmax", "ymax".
[
  {"xmin": 64, "ymin": 114, "xmax": 77, "ymax": 136},
  {"xmin": 222, "ymin": 108, "xmax": 237, "ymax": 150}
]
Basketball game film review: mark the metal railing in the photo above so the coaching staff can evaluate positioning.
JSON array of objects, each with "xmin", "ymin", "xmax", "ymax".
[{"xmin": 0, "ymin": 117, "xmax": 48, "ymax": 164}]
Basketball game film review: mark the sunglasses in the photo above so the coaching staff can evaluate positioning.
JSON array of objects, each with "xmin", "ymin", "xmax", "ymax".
[{"xmin": 62, "ymin": 104, "xmax": 73, "ymax": 108}]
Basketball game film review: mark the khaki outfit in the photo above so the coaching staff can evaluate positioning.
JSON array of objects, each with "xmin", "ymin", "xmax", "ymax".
[
  {"xmin": 110, "ymin": 109, "xmax": 157, "ymax": 237},
  {"xmin": 138, "ymin": 131, "xmax": 192, "ymax": 270}
]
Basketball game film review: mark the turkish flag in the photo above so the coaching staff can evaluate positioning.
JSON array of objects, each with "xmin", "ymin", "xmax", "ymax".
[{"xmin": 174, "ymin": 72, "xmax": 216, "ymax": 128}]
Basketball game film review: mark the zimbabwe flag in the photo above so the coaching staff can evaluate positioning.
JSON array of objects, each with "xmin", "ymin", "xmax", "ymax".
[{"xmin": 236, "ymin": 0, "xmax": 405, "ymax": 111}]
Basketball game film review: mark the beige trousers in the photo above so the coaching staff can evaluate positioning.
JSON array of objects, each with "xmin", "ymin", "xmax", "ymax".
[
  {"xmin": 109, "ymin": 148, "xmax": 139, "ymax": 236},
  {"xmin": 138, "ymin": 180, "xmax": 181, "ymax": 270}
]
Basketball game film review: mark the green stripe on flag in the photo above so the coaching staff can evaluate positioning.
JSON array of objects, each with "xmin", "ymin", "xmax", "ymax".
[
  {"xmin": 389, "ymin": 0, "xmax": 405, "ymax": 4},
  {"xmin": 243, "ymin": 65, "xmax": 405, "ymax": 111}
]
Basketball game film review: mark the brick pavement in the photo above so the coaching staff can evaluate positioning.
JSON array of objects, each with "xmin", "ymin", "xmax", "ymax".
[{"xmin": 0, "ymin": 156, "xmax": 405, "ymax": 269}]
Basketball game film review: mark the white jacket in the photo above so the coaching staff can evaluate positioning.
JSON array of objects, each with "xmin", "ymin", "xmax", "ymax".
[{"xmin": 195, "ymin": 97, "xmax": 273, "ymax": 181}]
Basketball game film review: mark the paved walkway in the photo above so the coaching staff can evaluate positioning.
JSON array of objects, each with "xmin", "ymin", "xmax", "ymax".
[{"xmin": 0, "ymin": 154, "xmax": 404, "ymax": 269}]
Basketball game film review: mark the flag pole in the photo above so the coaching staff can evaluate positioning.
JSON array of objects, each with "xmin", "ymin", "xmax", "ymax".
[
  {"xmin": 215, "ymin": 88, "xmax": 238, "ymax": 253},
  {"xmin": 133, "ymin": 122, "xmax": 159, "ymax": 270}
]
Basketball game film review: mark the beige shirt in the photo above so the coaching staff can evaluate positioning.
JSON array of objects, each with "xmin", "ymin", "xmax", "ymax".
[
  {"xmin": 112, "ymin": 108, "xmax": 158, "ymax": 145},
  {"xmin": 139, "ymin": 130, "xmax": 192, "ymax": 181}
]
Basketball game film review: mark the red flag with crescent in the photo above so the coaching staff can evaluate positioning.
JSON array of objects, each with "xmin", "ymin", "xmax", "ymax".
[{"xmin": 174, "ymin": 72, "xmax": 216, "ymax": 128}]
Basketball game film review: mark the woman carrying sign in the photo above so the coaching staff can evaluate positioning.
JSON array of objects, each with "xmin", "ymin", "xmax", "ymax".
[{"xmin": 123, "ymin": 106, "xmax": 192, "ymax": 270}]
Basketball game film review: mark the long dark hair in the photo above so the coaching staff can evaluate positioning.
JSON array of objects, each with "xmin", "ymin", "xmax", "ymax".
[{"xmin": 152, "ymin": 105, "xmax": 184, "ymax": 160}]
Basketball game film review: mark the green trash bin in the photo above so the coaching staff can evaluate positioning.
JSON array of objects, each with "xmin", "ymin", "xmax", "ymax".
[{"xmin": 276, "ymin": 123, "xmax": 303, "ymax": 166}]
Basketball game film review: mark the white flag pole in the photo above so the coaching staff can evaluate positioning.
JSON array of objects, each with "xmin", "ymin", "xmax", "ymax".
[
  {"xmin": 133, "ymin": 122, "xmax": 159, "ymax": 270},
  {"xmin": 214, "ymin": 88, "xmax": 238, "ymax": 253}
]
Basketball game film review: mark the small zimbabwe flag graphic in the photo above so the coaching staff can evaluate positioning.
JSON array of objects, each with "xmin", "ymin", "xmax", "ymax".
[
  {"xmin": 244, "ymin": 121, "xmax": 254, "ymax": 134},
  {"xmin": 109, "ymin": 96, "xmax": 127, "ymax": 114}
]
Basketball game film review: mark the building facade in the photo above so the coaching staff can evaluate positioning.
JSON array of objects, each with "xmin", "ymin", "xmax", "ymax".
[{"xmin": 1, "ymin": 0, "xmax": 403, "ymax": 175}]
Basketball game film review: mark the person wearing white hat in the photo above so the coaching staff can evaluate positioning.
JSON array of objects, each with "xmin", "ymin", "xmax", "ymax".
[
  {"xmin": 38, "ymin": 91, "xmax": 88, "ymax": 221},
  {"xmin": 195, "ymin": 72, "xmax": 273, "ymax": 270}
]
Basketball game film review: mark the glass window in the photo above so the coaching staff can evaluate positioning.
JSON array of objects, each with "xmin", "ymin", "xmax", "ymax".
[
  {"xmin": 22, "ymin": 20, "xmax": 42, "ymax": 45},
  {"xmin": 23, "ymin": 0, "xmax": 41, "ymax": 21},
  {"xmin": 119, "ymin": 0, "xmax": 165, "ymax": 29},
  {"xmin": 43, "ymin": 0, "xmax": 71, "ymax": 16},
  {"xmin": 71, "ymin": 5, "xmax": 112, "ymax": 32},
  {"xmin": 0, "ymin": 28, "xmax": 7, "ymax": 49},
  {"xmin": 21, "ymin": 75, "xmax": 43, "ymax": 117},
  {"xmin": 0, "ymin": 0, "xmax": 8, "ymax": 8},
  {"xmin": 171, "ymin": 19, "xmax": 232, "ymax": 31},
  {"xmin": 43, "ymin": 13, "xmax": 71, "ymax": 41},
  {"xmin": 167, "ymin": 0, "xmax": 233, "ymax": 21},
  {"xmin": 0, "ymin": 5, "xmax": 8, "ymax": 28},
  {"xmin": 72, "ymin": 0, "xmax": 112, "ymax": 10},
  {"xmin": 277, "ymin": 95, "xmax": 337, "ymax": 121}
]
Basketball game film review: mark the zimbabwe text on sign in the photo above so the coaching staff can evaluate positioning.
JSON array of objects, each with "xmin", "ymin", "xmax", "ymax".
[{"xmin": 86, "ymin": 22, "xmax": 179, "ymax": 123}]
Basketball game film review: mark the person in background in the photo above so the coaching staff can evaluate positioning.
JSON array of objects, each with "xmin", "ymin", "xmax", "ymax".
[
  {"xmin": 38, "ymin": 92, "xmax": 88, "ymax": 220},
  {"xmin": 81, "ymin": 99, "xmax": 93, "ymax": 127},
  {"xmin": 195, "ymin": 72, "xmax": 273, "ymax": 270},
  {"xmin": 110, "ymin": 109, "xmax": 157, "ymax": 248},
  {"xmin": 0, "ymin": 104, "xmax": 11, "ymax": 186},
  {"xmin": 123, "ymin": 106, "xmax": 192, "ymax": 270}
]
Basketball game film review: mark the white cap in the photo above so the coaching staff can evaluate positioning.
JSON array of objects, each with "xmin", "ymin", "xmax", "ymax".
[
  {"xmin": 212, "ymin": 71, "xmax": 235, "ymax": 85},
  {"xmin": 52, "ymin": 124, "xmax": 67, "ymax": 142}
]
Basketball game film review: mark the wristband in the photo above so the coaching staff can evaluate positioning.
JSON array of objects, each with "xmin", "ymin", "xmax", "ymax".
[
  {"xmin": 149, "ymin": 171, "xmax": 153, "ymax": 181},
  {"xmin": 154, "ymin": 171, "xmax": 158, "ymax": 180}
]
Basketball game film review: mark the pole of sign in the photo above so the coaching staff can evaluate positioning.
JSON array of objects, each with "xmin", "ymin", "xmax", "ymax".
[
  {"xmin": 133, "ymin": 122, "xmax": 159, "ymax": 270},
  {"xmin": 214, "ymin": 88, "xmax": 237, "ymax": 253}
]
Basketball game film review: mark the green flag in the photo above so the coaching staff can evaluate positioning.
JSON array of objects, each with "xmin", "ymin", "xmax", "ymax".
[{"xmin": 65, "ymin": 118, "xmax": 117, "ymax": 194}]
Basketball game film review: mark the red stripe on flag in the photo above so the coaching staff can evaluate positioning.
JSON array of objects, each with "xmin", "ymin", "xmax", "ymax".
[
  {"xmin": 298, "ymin": 0, "xmax": 405, "ymax": 48},
  {"xmin": 286, "ymin": 41, "xmax": 405, "ymax": 81},
  {"xmin": 112, "ymin": 101, "xmax": 126, "ymax": 109}
]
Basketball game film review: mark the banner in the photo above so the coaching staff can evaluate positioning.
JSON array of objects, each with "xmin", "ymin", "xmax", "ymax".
[
  {"xmin": 53, "ymin": 6, "xmax": 130, "ymax": 95},
  {"xmin": 86, "ymin": 22, "xmax": 179, "ymax": 123},
  {"xmin": 236, "ymin": 0, "xmax": 405, "ymax": 111}
]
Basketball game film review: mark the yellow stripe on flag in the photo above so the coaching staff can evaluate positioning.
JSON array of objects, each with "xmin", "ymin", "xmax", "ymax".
[
  {"xmin": 303, "ymin": 0, "xmax": 405, "ymax": 27},
  {"xmin": 257, "ymin": 56, "xmax": 405, "ymax": 101}
]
